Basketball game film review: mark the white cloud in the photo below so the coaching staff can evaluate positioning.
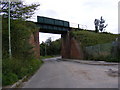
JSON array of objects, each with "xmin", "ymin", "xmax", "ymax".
[
  {"xmin": 39, "ymin": 33, "xmax": 61, "ymax": 43},
  {"xmin": 24, "ymin": 0, "xmax": 119, "ymax": 43}
]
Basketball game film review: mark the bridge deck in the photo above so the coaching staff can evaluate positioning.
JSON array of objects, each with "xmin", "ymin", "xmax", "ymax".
[
  {"xmin": 36, "ymin": 16, "xmax": 70, "ymax": 34},
  {"xmin": 35, "ymin": 22, "xmax": 70, "ymax": 34}
]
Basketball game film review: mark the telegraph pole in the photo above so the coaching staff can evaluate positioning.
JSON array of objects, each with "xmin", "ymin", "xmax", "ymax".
[
  {"xmin": 78, "ymin": 24, "xmax": 79, "ymax": 29},
  {"xmin": 8, "ymin": 0, "xmax": 12, "ymax": 58},
  {"xmin": 45, "ymin": 44, "xmax": 47, "ymax": 56}
]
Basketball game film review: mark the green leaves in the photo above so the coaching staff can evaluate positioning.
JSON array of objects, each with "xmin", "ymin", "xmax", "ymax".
[
  {"xmin": 1, "ymin": 1, "xmax": 40, "ymax": 20},
  {"xmin": 2, "ymin": 57, "xmax": 43, "ymax": 86},
  {"xmin": 40, "ymin": 38, "xmax": 61, "ymax": 56},
  {"xmin": 2, "ymin": 1, "xmax": 40, "ymax": 86},
  {"xmin": 2, "ymin": 18, "xmax": 37, "ymax": 59},
  {"xmin": 2, "ymin": 18, "xmax": 42, "ymax": 86}
]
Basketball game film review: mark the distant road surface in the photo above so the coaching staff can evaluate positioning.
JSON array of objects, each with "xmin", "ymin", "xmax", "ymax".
[{"xmin": 22, "ymin": 57, "xmax": 118, "ymax": 88}]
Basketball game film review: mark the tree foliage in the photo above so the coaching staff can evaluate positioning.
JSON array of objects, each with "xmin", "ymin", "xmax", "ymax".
[
  {"xmin": 2, "ymin": 18, "xmax": 38, "ymax": 59},
  {"xmin": 2, "ymin": 0, "xmax": 40, "ymax": 58},
  {"xmin": 40, "ymin": 38, "xmax": 61, "ymax": 56},
  {"xmin": 1, "ymin": 1, "xmax": 40, "ymax": 20},
  {"xmin": 2, "ymin": 1, "xmax": 41, "ymax": 86}
]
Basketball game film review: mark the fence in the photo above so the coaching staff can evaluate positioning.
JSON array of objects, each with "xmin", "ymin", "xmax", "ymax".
[
  {"xmin": 85, "ymin": 40, "xmax": 120, "ymax": 61},
  {"xmin": 70, "ymin": 22, "xmax": 87, "ymax": 30}
]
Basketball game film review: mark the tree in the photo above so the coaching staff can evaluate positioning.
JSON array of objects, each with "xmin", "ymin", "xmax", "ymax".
[
  {"xmin": 45, "ymin": 37, "xmax": 52, "ymax": 46},
  {"xmin": 40, "ymin": 42, "xmax": 46, "ymax": 56},
  {"xmin": 40, "ymin": 38, "xmax": 61, "ymax": 56},
  {"xmin": 2, "ymin": 0, "xmax": 40, "ymax": 59},
  {"xmin": 2, "ymin": 1, "xmax": 41, "ymax": 86},
  {"xmin": 2, "ymin": 18, "xmax": 38, "ymax": 59},
  {"xmin": 0, "ymin": 1, "xmax": 40, "ymax": 20}
]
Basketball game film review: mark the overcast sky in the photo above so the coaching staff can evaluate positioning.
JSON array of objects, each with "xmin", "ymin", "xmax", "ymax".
[{"xmin": 24, "ymin": 0, "xmax": 119, "ymax": 43}]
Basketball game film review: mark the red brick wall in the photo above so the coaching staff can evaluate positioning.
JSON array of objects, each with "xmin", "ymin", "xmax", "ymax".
[
  {"xmin": 29, "ymin": 30, "xmax": 40, "ymax": 59},
  {"xmin": 61, "ymin": 32, "xmax": 84, "ymax": 60},
  {"xmin": 70, "ymin": 37, "xmax": 84, "ymax": 59},
  {"xmin": 61, "ymin": 33, "xmax": 70, "ymax": 59},
  {"xmin": 29, "ymin": 30, "xmax": 84, "ymax": 60}
]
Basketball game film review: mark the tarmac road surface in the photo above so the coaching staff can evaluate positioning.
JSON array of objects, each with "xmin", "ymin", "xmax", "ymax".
[{"xmin": 22, "ymin": 57, "xmax": 118, "ymax": 88}]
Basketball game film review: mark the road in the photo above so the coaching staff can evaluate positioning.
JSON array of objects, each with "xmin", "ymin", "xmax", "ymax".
[{"xmin": 22, "ymin": 57, "xmax": 118, "ymax": 88}]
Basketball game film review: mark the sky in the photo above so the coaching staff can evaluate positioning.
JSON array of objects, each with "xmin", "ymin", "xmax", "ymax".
[{"xmin": 24, "ymin": 0, "xmax": 119, "ymax": 43}]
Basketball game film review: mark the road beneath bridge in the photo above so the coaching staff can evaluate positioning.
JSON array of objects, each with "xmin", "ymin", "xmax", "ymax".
[{"xmin": 22, "ymin": 57, "xmax": 118, "ymax": 88}]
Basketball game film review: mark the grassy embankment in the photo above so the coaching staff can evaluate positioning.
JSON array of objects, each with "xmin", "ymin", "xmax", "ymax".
[
  {"xmin": 2, "ymin": 19, "xmax": 44, "ymax": 86},
  {"xmin": 70, "ymin": 30, "xmax": 120, "ymax": 62}
]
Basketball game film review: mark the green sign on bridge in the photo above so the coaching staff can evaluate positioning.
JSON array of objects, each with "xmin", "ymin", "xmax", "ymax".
[{"xmin": 36, "ymin": 16, "xmax": 70, "ymax": 34}]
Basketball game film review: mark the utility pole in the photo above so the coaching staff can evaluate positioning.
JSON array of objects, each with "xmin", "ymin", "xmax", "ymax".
[
  {"xmin": 45, "ymin": 44, "xmax": 47, "ymax": 56},
  {"xmin": 78, "ymin": 24, "xmax": 79, "ymax": 29},
  {"xmin": 8, "ymin": 0, "xmax": 12, "ymax": 59}
]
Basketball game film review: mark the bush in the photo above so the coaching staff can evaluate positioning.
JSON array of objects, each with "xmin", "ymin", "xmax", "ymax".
[
  {"xmin": 2, "ymin": 58, "xmax": 43, "ymax": 86},
  {"xmin": 3, "ymin": 73, "xmax": 18, "ymax": 86},
  {"xmin": 40, "ymin": 38, "xmax": 61, "ymax": 56},
  {"xmin": 2, "ymin": 18, "xmax": 37, "ymax": 59},
  {"xmin": 105, "ymin": 56, "xmax": 120, "ymax": 62},
  {"xmin": 2, "ymin": 18, "xmax": 43, "ymax": 86}
]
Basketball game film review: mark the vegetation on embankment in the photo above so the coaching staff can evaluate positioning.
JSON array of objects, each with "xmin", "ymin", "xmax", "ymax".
[
  {"xmin": 3, "ymin": 58, "xmax": 43, "ymax": 86},
  {"xmin": 70, "ymin": 30, "xmax": 119, "ymax": 47},
  {"xmin": 2, "ymin": 1, "xmax": 41, "ymax": 86},
  {"xmin": 70, "ymin": 30, "xmax": 120, "ymax": 62},
  {"xmin": 2, "ymin": 19, "xmax": 43, "ymax": 86}
]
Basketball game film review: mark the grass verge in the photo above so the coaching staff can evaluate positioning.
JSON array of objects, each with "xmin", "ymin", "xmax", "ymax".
[
  {"xmin": 2, "ymin": 58, "xmax": 43, "ymax": 86},
  {"xmin": 40, "ymin": 56, "xmax": 55, "ymax": 60}
]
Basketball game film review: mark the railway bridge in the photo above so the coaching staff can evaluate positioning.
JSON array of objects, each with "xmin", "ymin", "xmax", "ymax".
[{"xmin": 31, "ymin": 16, "xmax": 84, "ymax": 59}]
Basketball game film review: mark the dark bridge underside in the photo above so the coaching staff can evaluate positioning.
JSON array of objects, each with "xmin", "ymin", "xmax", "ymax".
[{"xmin": 39, "ymin": 28, "xmax": 68, "ymax": 34}]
